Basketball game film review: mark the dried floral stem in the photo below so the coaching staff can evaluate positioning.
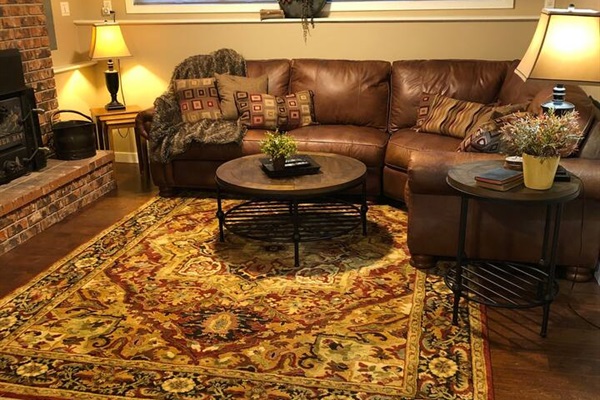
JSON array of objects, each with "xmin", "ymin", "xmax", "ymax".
[{"xmin": 500, "ymin": 110, "xmax": 583, "ymax": 158}]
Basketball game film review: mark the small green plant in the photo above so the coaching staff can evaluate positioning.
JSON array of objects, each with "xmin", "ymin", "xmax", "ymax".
[
  {"xmin": 260, "ymin": 129, "xmax": 297, "ymax": 159},
  {"xmin": 500, "ymin": 109, "xmax": 582, "ymax": 158}
]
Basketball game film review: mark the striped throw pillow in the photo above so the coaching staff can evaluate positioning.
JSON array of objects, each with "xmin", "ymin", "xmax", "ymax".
[{"xmin": 416, "ymin": 94, "xmax": 497, "ymax": 139}]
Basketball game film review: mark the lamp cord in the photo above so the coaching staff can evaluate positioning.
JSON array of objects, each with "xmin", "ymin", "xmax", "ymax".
[{"xmin": 567, "ymin": 271, "xmax": 600, "ymax": 330}]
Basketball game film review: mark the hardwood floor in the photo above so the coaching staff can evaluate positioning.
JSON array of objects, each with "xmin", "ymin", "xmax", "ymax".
[{"xmin": 0, "ymin": 162, "xmax": 598, "ymax": 399}]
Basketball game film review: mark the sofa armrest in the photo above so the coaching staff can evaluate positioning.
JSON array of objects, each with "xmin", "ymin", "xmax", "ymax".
[
  {"xmin": 407, "ymin": 151, "xmax": 503, "ymax": 196},
  {"xmin": 561, "ymin": 158, "xmax": 600, "ymax": 200},
  {"xmin": 408, "ymin": 151, "xmax": 600, "ymax": 201},
  {"xmin": 134, "ymin": 107, "xmax": 155, "ymax": 141}
]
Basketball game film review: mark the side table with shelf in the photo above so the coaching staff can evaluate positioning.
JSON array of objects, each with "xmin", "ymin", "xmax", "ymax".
[
  {"xmin": 90, "ymin": 105, "xmax": 149, "ymax": 177},
  {"xmin": 446, "ymin": 160, "xmax": 581, "ymax": 337}
]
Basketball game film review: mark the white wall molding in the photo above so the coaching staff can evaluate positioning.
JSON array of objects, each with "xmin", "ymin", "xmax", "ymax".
[{"xmin": 75, "ymin": 15, "xmax": 538, "ymax": 26}]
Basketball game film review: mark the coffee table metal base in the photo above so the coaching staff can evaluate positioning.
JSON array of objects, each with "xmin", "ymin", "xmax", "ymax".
[{"xmin": 217, "ymin": 197, "xmax": 367, "ymax": 267}]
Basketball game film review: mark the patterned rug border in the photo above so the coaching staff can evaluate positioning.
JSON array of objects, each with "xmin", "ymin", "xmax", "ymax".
[
  {"xmin": 0, "ymin": 195, "xmax": 165, "ymax": 307},
  {"xmin": 0, "ymin": 195, "xmax": 493, "ymax": 400}
]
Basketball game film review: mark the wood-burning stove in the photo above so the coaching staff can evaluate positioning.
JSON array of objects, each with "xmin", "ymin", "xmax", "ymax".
[{"xmin": 0, "ymin": 49, "xmax": 47, "ymax": 185}]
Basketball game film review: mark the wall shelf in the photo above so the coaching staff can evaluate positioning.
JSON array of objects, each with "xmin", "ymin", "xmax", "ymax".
[{"xmin": 53, "ymin": 61, "xmax": 97, "ymax": 75}]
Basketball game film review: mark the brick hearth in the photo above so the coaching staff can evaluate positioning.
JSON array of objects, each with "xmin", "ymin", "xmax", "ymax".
[{"xmin": 0, "ymin": 151, "xmax": 116, "ymax": 255}]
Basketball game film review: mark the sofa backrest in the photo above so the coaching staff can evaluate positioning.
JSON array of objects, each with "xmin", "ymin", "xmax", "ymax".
[
  {"xmin": 246, "ymin": 59, "xmax": 290, "ymax": 96},
  {"xmin": 389, "ymin": 59, "xmax": 514, "ymax": 132},
  {"xmin": 288, "ymin": 59, "xmax": 391, "ymax": 131},
  {"xmin": 579, "ymin": 111, "xmax": 600, "ymax": 159}
]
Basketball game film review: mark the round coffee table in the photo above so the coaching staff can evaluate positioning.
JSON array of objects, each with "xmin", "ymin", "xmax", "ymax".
[{"xmin": 215, "ymin": 152, "xmax": 368, "ymax": 267}]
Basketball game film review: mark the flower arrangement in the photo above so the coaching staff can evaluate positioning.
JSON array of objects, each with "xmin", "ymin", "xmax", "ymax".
[
  {"xmin": 500, "ymin": 110, "xmax": 583, "ymax": 158},
  {"xmin": 260, "ymin": 129, "xmax": 297, "ymax": 168}
]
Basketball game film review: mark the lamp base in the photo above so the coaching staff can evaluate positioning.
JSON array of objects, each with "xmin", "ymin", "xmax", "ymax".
[
  {"xmin": 541, "ymin": 100, "xmax": 575, "ymax": 116},
  {"xmin": 104, "ymin": 61, "xmax": 125, "ymax": 111},
  {"xmin": 105, "ymin": 100, "xmax": 126, "ymax": 111},
  {"xmin": 541, "ymin": 83, "xmax": 575, "ymax": 116}
]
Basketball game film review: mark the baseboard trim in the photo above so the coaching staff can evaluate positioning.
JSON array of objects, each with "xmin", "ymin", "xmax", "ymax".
[{"xmin": 114, "ymin": 151, "xmax": 138, "ymax": 164}]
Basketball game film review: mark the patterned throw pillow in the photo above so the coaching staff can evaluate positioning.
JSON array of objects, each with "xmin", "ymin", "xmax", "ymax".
[
  {"xmin": 215, "ymin": 73, "xmax": 268, "ymax": 120},
  {"xmin": 235, "ymin": 90, "xmax": 316, "ymax": 130},
  {"xmin": 458, "ymin": 111, "xmax": 532, "ymax": 153},
  {"xmin": 174, "ymin": 78, "xmax": 222, "ymax": 122},
  {"xmin": 235, "ymin": 92, "xmax": 279, "ymax": 129},
  {"xmin": 416, "ymin": 94, "xmax": 498, "ymax": 139},
  {"xmin": 277, "ymin": 90, "xmax": 316, "ymax": 131}
]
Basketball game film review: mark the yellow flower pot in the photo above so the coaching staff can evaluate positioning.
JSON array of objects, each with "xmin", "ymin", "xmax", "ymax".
[{"xmin": 522, "ymin": 153, "xmax": 560, "ymax": 190}]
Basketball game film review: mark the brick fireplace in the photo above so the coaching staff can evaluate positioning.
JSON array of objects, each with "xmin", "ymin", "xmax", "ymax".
[
  {"xmin": 0, "ymin": 0, "xmax": 58, "ymax": 145},
  {"xmin": 0, "ymin": 151, "xmax": 116, "ymax": 254},
  {"xmin": 0, "ymin": 2, "xmax": 118, "ymax": 254}
]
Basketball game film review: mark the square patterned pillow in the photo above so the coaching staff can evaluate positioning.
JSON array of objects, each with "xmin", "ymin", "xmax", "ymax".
[
  {"xmin": 215, "ymin": 73, "xmax": 268, "ymax": 120},
  {"xmin": 416, "ymin": 93, "xmax": 499, "ymax": 139},
  {"xmin": 235, "ymin": 92, "xmax": 279, "ymax": 130},
  {"xmin": 235, "ymin": 90, "xmax": 316, "ymax": 130},
  {"xmin": 458, "ymin": 111, "xmax": 531, "ymax": 153},
  {"xmin": 174, "ymin": 78, "xmax": 222, "ymax": 122},
  {"xmin": 277, "ymin": 90, "xmax": 316, "ymax": 131}
]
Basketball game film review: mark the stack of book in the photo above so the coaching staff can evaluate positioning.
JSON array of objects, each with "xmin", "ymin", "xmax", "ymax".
[{"xmin": 475, "ymin": 167, "xmax": 524, "ymax": 191}]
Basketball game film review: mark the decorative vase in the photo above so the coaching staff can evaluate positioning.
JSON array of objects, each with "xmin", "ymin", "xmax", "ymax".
[
  {"xmin": 272, "ymin": 156, "xmax": 286, "ymax": 171},
  {"xmin": 278, "ymin": 0, "xmax": 327, "ymax": 18},
  {"xmin": 522, "ymin": 153, "xmax": 560, "ymax": 190}
]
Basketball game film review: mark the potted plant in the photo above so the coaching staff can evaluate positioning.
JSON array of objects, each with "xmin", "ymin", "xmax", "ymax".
[
  {"xmin": 260, "ymin": 129, "xmax": 298, "ymax": 170},
  {"xmin": 278, "ymin": 0, "xmax": 327, "ymax": 42},
  {"xmin": 500, "ymin": 110, "xmax": 582, "ymax": 190}
]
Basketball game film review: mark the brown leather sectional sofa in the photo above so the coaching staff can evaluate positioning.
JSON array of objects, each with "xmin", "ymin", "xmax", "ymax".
[{"xmin": 135, "ymin": 58, "xmax": 600, "ymax": 279}]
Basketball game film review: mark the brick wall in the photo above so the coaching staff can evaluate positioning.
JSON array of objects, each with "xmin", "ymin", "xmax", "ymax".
[{"xmin": 0, "ymin": 0, "xmax": 58, "ymax": 146}]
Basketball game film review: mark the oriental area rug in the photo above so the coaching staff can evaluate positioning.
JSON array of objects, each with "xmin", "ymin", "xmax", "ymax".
[{"xmin": 0, "ymin": 195, "xmax": 492, "ymax": 400}]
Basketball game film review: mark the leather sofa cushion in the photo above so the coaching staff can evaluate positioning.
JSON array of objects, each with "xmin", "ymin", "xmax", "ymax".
[
  {"xmin": 407, "ymin": 151, "xmax": 503, "ymax": 196},
  {"xmin": 246, "ymin": 59, "xmax": 290, "ymax": 97},
  {"xmin": 289, "ymin": 59, "xmax": 390, "ymax": 131},
  {"xmin": 385, "ymin": 129, "xmax": 461, "ymax": 172},
  {"xmin": 243, "ymin": 125, "xmax": 388, "ymax": 168},
  {"xmin": 389, "ymin": 59, "xmax": 514, "ymax": 132},
  {"xmin": 171, "ymin": 142, "xmax": 244, "ymax": 161}
]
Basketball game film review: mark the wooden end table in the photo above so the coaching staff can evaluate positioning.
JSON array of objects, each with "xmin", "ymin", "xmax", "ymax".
[
  {"xmin": 215, "ymin": 152, "xmax": 368, "ymax": 267},
  {"xmin": 446, "ymin": 160, "xmax": 581, "ymax": 337},
  {"xmin": 90, "ymin": 105, "xmax": 148, "ymax": 177}
]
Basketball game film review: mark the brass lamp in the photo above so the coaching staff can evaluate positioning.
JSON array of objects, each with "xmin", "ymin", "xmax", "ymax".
[
  {"xmin": 89, "ymin": 21, "xmax": 131, "ymax": 110},
  {"xmin": 515, "ymin": 5, "xmax": 600, "ymax": 115}
]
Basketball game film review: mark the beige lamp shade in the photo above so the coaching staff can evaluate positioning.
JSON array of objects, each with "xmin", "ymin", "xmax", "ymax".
[
  {"xmin": 515, "ymin": 7, "xmax": 600, "ymax": 84},
  {"xmin": 89, "ymin": 22, "xmax": 131, "ymax": 60}
]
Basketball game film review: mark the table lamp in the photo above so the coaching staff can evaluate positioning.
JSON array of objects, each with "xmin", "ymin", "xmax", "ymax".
[
  {"xmin": 515, "ymin": 5, "xmax": 600, "ymax": 115},
  {"xmin": 89, "ymin": 21, "xmax": 131, "ymax": 111}
]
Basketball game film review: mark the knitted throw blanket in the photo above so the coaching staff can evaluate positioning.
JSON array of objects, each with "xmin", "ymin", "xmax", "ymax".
[{"xmin": 149, "ymin": 48, "xmax": 247, "ymax": 162}]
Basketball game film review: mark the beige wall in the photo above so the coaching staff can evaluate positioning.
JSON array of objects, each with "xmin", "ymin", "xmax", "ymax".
[{"xmin": 49, "ymin": 0, "xmax": 599, "ymax": 160}]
